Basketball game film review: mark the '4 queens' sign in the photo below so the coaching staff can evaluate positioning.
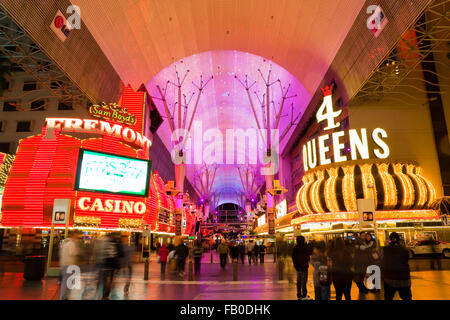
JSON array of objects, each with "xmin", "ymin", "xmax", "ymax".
[{"xmin": 302, "ymin": 84, "xmax": 390, "ymax": 172}]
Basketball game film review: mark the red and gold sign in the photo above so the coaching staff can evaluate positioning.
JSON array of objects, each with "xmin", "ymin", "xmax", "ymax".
[{"xmin": 89, "ymin": 102, "xmax": 137, "ymax": 126}]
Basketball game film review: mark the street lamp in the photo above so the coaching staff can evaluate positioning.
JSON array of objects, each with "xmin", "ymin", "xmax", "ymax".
[{"xmin": 267, "ymin": 180, "xmax": 288, "ymax": 262}]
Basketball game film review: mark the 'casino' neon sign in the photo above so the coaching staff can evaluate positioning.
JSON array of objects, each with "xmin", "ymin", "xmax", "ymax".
[
  {"xmin": 302, "ymin": 84, "xmax": 390, "ymax": 172},
  {"xmin": 45, "ymin": 118, "xmax": 152, "ymax": 151}
]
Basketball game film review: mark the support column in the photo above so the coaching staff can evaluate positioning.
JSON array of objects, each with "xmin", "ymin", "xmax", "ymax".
[
  {"xmin": 204, "ymin": 201, "xmax": 210, "ymax": 220},
  {"xmin": 265, "ymin": 165, "xmax": 275, "ymax": 236},
  {"xmin": 418, "ymin": 14, "xmax": 450, "ymax": 195},
  {"xmin": 245, "ymin": 200, "xmax": 252, "ymax": 222},
  {"xmin": 175, "ymin": 163, "xmax": 186, "ymax": 236}
]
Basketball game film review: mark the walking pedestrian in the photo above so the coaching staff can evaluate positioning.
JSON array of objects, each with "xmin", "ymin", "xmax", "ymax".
[
  {"xmin": 380, "ymin": 232, "xmax": 412, "ymax": 300},
  {"xmin": 193, "ymin": 241, "xmax": 203, "ymax": 275},
  {"xmin": 311, "ymin": 242, "xmax": 331, "ymax": 300},
  {"xmin": 217, "ymin": 240, "xmax": 230, "ymax": 270},
  {"xmin": 175, "ymin": 240, "xmax": 188, "ymax": 278},
  {"xmin": 158, "ymin": 243, "xmax": 169, "ymax": 276},
  {"xmin": 230, "ymin": 242, "xmax": 239, "ymax": 262},
  {"xmin": 59, "ymin": 231, "xmax": 82, "ymax": 300},
  {"xmin": 430, "ymin": 238, "xmax": 442, "ymax": 270},
  {"xmin": 253, "ymin": 242, "xmax": 259, "ymax": 264},
  {"xmin": 96, "ymin": 233, "xmax": 123, "ymax": 300},
  {"xmin": 328, "ymin": 238, "xmax": 353, "ymax": 301},
  {"xmin": 353, "ymin": 232, "xmax": 371, "ymax": 294},
  {"xmin": 291, "ymin": 236, "xmax": 313, "ymax": 300},
  {"xmin": 246, "ymin": 240, "xmax": 255, "ymax": 264},
  {"xmin": 120, "ymin": 237, "xmax": 133, "ymax": 296},
  {"xmin": 259, "ymin": 242, "xmax": 266, "ymax": 263},
  {"xmin": 238, "ymin": 242, "xmax": 245, "ymax": 264}
]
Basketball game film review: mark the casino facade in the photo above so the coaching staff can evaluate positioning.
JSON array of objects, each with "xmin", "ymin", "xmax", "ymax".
[{"xmin": 0, "ymin": 87, "xmax": 197, "ymax": 254}]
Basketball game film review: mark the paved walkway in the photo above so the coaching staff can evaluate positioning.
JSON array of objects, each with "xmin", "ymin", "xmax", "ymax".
[{"xmin": 0, "ymin": 253, "xmax": 449, "ymax": 300}]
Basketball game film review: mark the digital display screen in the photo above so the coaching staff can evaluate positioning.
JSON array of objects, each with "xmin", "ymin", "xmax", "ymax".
[{"xmin": 75, "ymin": 149, "xmax": 151, "ymax": 197}]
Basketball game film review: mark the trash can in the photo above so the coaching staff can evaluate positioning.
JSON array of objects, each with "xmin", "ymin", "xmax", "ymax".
[{"xmin": 23, "ymin": 255, "xmax": 46, "ymax": 280}]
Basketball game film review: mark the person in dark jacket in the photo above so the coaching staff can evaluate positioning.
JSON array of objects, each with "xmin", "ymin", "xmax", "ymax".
[
  {"xmin": 230, "ymin": 242, "xmax": 240, "ymax": 262},
  {"xmin": 238, "ymin": 242, "xmax": 245, "ymax": 264},
  {"xmin": 175, "ymin": 242, "xmax": 188, "ymax": 277},
  {"xmin": 291, "ymin": 236, "xmax": 313, "ymax": 300},
  {"xmin": 217, "ymin": 241, "xmax": 230, "ymax": 270},
  {"xmin": 192, "ymin": 241, "xmax": 203, "ymax": 275},
  {"xmin": 353, "ymin": 232, "xmax": 371, "ymax": 294},
  {"xmin": 96, "ymin": 233, "xmax": 123, "ymax": 300},
  {"xmin": 253, "ymin": 243, "xmax": 259, "ymax": 264},
  {"xmin": 310, "ymin": 242, "xmax": 331, "ymax": 300},
  {"xmin": 259, "ymin": 242, "xmax": 266, "ymax": 263},
  {"xmin": 380, "ymin": 232, "xmax": 412, "ymax": 300},
  {"xmin": 328, "ymin": 237, "xmax": 353, "ymax": 301}
]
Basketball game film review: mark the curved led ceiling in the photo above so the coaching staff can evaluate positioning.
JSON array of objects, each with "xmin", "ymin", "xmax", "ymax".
[{"xmin": 146, "ymin": 50, "xmax": 309, "ymax": 205}]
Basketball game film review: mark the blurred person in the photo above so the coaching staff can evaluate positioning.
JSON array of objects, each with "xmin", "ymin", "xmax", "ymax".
[
  {"xmin": 120, "ymin": 237, "xmax": 133, "ymax": 296},
  {"xmin": 328, "ymin": 238, "xmax": 353, "ymax": 301},
  {"xmin": 380, "ymin": 232, "xmax": 412, "ymax": 300},
  {"xmin": 246, "ymin": 240, "xmax": 255, "ymax": 265},
  {"xmin": 253, "ymin": 242, "xmax": 259, "ymax": 264},
  {"xmin": 238, "ymin": 242, "xmax": 245, "ymax": 264},
  {"xmin": 353, "ymin": 232, "xmax": 370, "ymax": 294},
  {"xmin": 311, "ymin": 242, "xmax": 331, "ymax": 300},
  {"xmin": 158, "ymin": 243, "xmax": 169, "ymax": 276},
  {"xmin": 175, "ymin": 240, "xmax": 189, "ymax": 278},
  {"xmin": 430, "ymin": 238, "xmax": 442, "ymax": 270},
  {"xmin": 230, "ymin": 242, "xmax": 239, "ymax": 263},
  {"xmin": 59, "ymin": 231, "xmax": 82, "ymax": 300},
  {"xmin": 192, "ymin": 241, "xmax": 203, "ymax": 275},
  {"xmin": 366, "ymin": 232, "xmax": 381, "ymax": 293},
  {"xmin": 259, "ymin": 242, "xmax": 266, "ymax": 263},
  {"xmin": 291, "ymin": 236, "xmax": 313, "ymax": 300},
  {"xmin": 96, "ymin": 233, "xmax": 123, "ymax": 300},
  {"xmin": 217, "ymin": 240, "xmax": 230, "ymax": 270}
]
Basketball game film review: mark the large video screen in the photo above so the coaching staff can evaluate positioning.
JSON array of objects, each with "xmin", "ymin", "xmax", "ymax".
[{"xmin": 75, "ymin": 149, "xmax": 151, "ymax": 197}]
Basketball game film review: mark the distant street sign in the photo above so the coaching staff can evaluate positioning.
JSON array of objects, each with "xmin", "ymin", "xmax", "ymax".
[
  {"xmin": 357, "ymin": 198, "xmax": 376, "ymax": 228},
  {"xmin": 52, "ymin": 199, "xmax": 70, "ymax": 224}
]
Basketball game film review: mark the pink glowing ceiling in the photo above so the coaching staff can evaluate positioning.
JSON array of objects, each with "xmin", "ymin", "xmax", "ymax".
[{"xmin": 146, "ymin": 50, "xmax": 309, "ymax": 205}]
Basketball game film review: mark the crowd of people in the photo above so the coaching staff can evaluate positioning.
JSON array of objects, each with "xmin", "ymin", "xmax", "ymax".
[
  {"xmin": 156, "ymin": 239, "xmax": 268, "ymax": 275},
  {"xmin": 291, "ymin": 232, "xmax": 412, "ymax": 301},
  {"xmin": 58, "ymin": 231, "xmax": 413, "ymax": 300},
  {"xmin": 58, "ymin": 231, "xmax": 134, "ymax": 300}
]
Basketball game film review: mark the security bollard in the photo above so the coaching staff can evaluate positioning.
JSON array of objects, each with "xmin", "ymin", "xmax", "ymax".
[
  {"xmin": 144, "ymin": 258, "xmax": 149, "ymax": 280},
  {"xmin": 233, "ymin": 259, "xmax": 238, "ymax": 281},
  {"xmin": 188, "ymin": 259, "xmax": 194, "ymax": 281},
  {"xmin": 211, "ymin": 252, "xmax": 213, "ymax": 264},
  {"xmin": 278, "ymin": 258, "xmax": 284, "ymax": 280}
]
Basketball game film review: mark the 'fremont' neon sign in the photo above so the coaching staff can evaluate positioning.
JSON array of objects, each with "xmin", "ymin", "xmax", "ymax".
[
  {"xmin": 45, "ymin": 118, "xmax": 152, "ymax": 151},
  {"xmin": 302, "ymin": 85, "xmax": 390, "ymax": 172}
]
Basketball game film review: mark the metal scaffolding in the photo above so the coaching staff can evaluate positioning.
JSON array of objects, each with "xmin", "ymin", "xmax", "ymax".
[
  {"xmin": 0, "ymin": 8, "xmax": 87, "ymax": 108},
  {"xmin": 351, "ymin": 0, "xmax": 450, "ymax": 105}
]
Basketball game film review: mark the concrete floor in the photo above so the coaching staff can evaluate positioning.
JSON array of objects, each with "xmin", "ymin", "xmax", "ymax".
[{"xmin": 0, "ymin": 253, "xmax": 449, "ymax": 300}]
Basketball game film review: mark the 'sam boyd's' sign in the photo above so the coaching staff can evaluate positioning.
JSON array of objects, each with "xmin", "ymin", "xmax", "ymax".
[{"xmin": 89, "ymin": 103, "xmax": 137, "ymax": 126}]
